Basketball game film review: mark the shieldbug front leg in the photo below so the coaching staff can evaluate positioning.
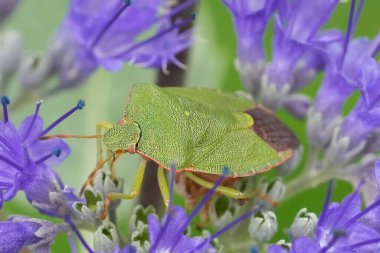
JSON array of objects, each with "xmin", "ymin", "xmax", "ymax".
[
  {"xmin": 102, "ymin": 159, "xmax": 147, "ymax": 219},
  {"xmin": 79, "ymin": 121, "xmax": 114, "ymax": 195},
  {"xmin": 96, "ymin": 121, "xmax": 113, "ymax": 166}
]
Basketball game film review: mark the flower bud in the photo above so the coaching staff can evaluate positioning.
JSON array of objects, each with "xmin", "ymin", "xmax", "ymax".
[
  {"xmin": 20, "ymin": 54, "xmax": 52, "ymax": 88},
  {"xmin": 209, "ymin": 195, "xmax": 241, "ymax": 229},
  {"xmin": 94, "ymin": 171, "xmax": 124, "ymax": 211},
  {"xmin": 249, "ymin": 211, "xmax": 278, "ymax": 242},
  {"xmin": 73, "ymin": 189, "xmax": 104, "ymax": 224},
  {"xmin": 0, "ymin": 30, "xmax": 22, "ymax": 79},
  {"xmin": 129, "ymin": 205, "xmax": 157, "ymax": 252},
  {"xmin": 94, "ymin": 223, "xmax": 119, "ymax": 253},
  {"xmin": 289, "ymin": 208, "xmax": 318, "ymax": 239},
  {"xmin": 267, "ymin": 178, "xmax": 285, "ymax": 204}
]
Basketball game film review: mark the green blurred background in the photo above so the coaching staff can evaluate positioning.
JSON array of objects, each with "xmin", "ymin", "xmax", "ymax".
[{"xmin": 2, "ymin": 0, "xmax": 380, "ymax": 252}]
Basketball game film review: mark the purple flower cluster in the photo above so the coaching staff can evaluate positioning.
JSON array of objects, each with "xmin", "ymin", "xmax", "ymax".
[
  {"xmin": 308, "ymin": 0, "xmax": 380, "ymax": 149},
  {"xmin": 224, "ymin": 0, "xmax": 340, "ymax": 117},
  {"xmin": 269, "ymin": 162, "xmax": 380, "ymax": 252},
  {"xmin": 0, "ymin": 97, "xmax": 83, "ymax": 216},
  {"xmin": 0, "ymin": 215, "xmax": 64, "ymax": 253},
  {"xmin": 148, "ymin": 167, "xmax": 262, "ymax": 253},
  {"xmin": 298, "ymin": 0, "xmax": 380, "ymax": 200},
  {"xmin": 50, "ymin": 0, "xmax": 196, "ymax": 88}
]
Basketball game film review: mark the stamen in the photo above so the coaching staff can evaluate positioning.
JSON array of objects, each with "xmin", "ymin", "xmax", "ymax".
[
  {"xmin": 1, "ymin": 96, "xmax": 10, "ymax": 123},
  {"xmin": 171, "ymin": 166, "xmax": 228, "ymax": 248},
  {"xmin": 0, "ymin": 136, "xmax": 20, "ymax": 157},
  {"xmin": 353, "ymin": 0, "xmax": 364, "ymax": 28},
  {"xmin": 0, "ymin": 154, "xmax": 23, "ymax": 171},
  {"xmin": 39, "ymin": 100, "xmax": 85, "ymax": 137},
  {"xmin": 372, "ymin": 41, "xmax": 380, "ymax": 58},
  {"xmin": 68, "ymin": 233, "xmax": 78, "ymax": 253},
  {"xmin": 23, "ymin": 100, "xmax": 43, "ymax": 140},
  {"xmin": 110, "ymin": 14, "xmax": 196, "ymax": 59},
  {"xmin": 38, "ymin": 134, "xmax": 101, "ymax": 140},
  {"xmin": 339, "ymin": 0, "xmax": 356, "ymax": 70},
  {"xmin": 64, "ymin": 215, "xmax": 95, "ymax": 253},
  {"xmin": 318, "ymin": 179, "xmax": 335, "ymax": 227},
  {"xmin": 90, "ymin": 0, "xmax": 133, "ymax": 49},
  {"xmin": 348, "ymin": 237, "xmax": 380, "ymax": 249},
  {"xmin": 35, "ymin": 149, "xmax": 61, "ymax": 165},
  {"xmin": 343, "ymin": 197, "xmax": 380, "ymax": 228}
]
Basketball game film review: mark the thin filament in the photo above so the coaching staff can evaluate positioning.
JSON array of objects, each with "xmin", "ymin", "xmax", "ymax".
[
  {"xmin": 339, "ymin": 0, "xmax": 356, "ymax": 70},
  {"xmin": 318, "ymin": 179, "xmax": 335, "ymax": 227},
  {"xmin": 39, "ymin": 100, "xmax": 85, "ymax": 137},
  {"xmin": 23, "ymin": 100, "xmax": 43, "ymax": 140},
  {"xmin": 1, "ymin": 96, "xmax": 10, "ymax": 123},
  {"xmin": 38, "ymin": 134, "xmax": 102, "ymax": 140}
]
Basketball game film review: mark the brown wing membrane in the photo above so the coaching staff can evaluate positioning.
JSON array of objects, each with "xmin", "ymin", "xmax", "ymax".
[{"xmin": 245, "ymin": 105, "xmax": 300, "ymax": 152}]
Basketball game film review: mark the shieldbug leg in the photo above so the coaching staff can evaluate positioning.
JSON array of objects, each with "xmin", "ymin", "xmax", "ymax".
[
  {"xmin": 102, "ymin": 159, "xmax": 147, "ymax": 219},
  {"xmin": 184, "ymin": 172, "xmax": 255, "ymax": 199},
  {"xmin": 96, "ymin": 121, "xmax": 113, "ymax": 165},
  {"xmin": 157, "ymin": 166, "xmax": 170, "ymax": 209},
  {"xmin": 110, "ymin": 154, "xmax": 122, "ymax": 180},
  {"xmin": 80, "ymin": 151, "xmax": 120, "ymax": 196},
  {"xmin": 184, "ymin": 172, "xmax": 279, "ymax": 206}
]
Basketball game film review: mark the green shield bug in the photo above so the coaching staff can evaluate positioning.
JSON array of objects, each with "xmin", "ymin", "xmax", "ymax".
[
  {"xmin": 77, "ymin": 83, "xmax": 299, "ymax": 218},
  {"xmin": 46, "ymin": 83, "xmax": 299, "ymax": 218}
]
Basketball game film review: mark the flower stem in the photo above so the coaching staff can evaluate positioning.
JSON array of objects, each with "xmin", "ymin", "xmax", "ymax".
[{"xmin": 284, "ymin": 169, "xmax": 339, "ymax": 200}]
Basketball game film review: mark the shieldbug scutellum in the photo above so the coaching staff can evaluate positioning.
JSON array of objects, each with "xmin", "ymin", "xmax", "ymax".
[{"xmin": 52, "ymin": 83, "xmax": 299, "ymax": 217}]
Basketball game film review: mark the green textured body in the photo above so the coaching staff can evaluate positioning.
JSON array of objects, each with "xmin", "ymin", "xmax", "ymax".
[{"xmin": 104, "ymin": 83, "xmax": 296, "ymax": 177}]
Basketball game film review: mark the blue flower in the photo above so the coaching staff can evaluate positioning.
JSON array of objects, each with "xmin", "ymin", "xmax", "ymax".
[
  {"xmin": 148, "ymin": 206, "xmax": 214, "ymax": 252},
  {"xmin": 263, "ymin": 0, "xmax": 339, "ymax": 112},
  {"xmin": 269, "ymin": 167, "xmax": 380, "ymax": 252},
  {"xmin": 225, "ymin": 0, "xmax": 340, "ymax": 117},
  {"xmin": 148, "ymin": 167, "xmax": 262, "ymax": 253},
  {"xmin": 223, "ymin": 0, "xmax": 278, "ymax": 95},
  {"xmin": 50, "ymin": 0, "xmax": 196, "ymax": 88},
  {"xmin": 0, "ymin": 216, "xmax": 61, "ymax": 253},
  {"xmin": 337, "ymin": 58, "xmax": 380, "ymax": 152},
  {"xmin": 0, "ymin": 97, "xmax": 83, "ymax": 214},
  {"xmin": 308, "ymin": 0, "xmax": 380, "ymax": 148}
]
